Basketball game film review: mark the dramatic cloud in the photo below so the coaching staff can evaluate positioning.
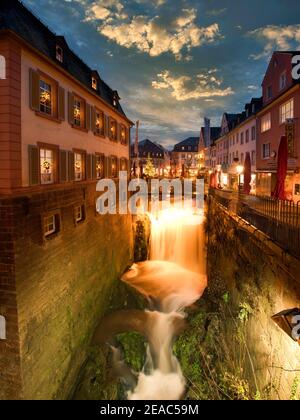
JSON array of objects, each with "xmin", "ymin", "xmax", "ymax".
[
  {"xmin": 152, "ymin": 70, "xmax": 234, "ymax": 101},
  {"xmin": 83, "ymin": 4, "xmax": 222, "ymax": 59},
  {"xmin": 248, "ymin": 24, "xmax": 300, "ymax": 59}
]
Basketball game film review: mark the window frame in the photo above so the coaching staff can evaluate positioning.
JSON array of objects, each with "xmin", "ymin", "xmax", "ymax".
[
  {"xmin": 109, "ymin": 117, "xmax": 118, "ymax": 141},
  {"xmin": 262, "ymin": 143, "xmax": 271, "ymax": 159},
  {"xmin": 37, "ymin": 71, "xmax": 59, "ymax": 120},
  {"xmin": 261, "ymin": 113, "xmax": 271, "ymax": 133},
  {"xmin": 42, "ymin": 211, "xmax": 61, "ymax": 241},
  {"xmin": 56, "ymin": 45, "xmax": 63, "ymax": 63},
  {"xmin": 94, "ymin": 108, "xmax": 105, "ymax": 137},
  {"xmin": 95, "ymin": 153, "xmax": 105, "ymax": 179},
  {"xmin": 73, "ymin": 149, "xmax": 86, "ymax": 182},
  {"xmin": 74, "ymin": 203, "xmax": 86, "ymax": 225},
  {"xmin": 279, "ymin": 98, "xmax": 294, "ymax": 125},
  {"xmin": 37, "ymin": 142, "xmax": 59, "ymax": 185}
]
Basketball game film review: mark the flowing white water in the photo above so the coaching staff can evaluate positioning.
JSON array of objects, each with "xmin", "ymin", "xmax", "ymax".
[{"xmin": 121, "ymin": 205, "xmax": 207, "ymax": 400}]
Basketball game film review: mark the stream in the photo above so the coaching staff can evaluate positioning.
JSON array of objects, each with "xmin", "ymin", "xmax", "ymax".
[{"xmin": 94, "ymin": 204, "xmax": 207, "ymax": 400}]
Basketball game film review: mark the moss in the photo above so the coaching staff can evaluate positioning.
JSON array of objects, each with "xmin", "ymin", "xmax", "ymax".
[{"xmin": 117, "ymin": 332, "xmax": 146, "ymax": 372}]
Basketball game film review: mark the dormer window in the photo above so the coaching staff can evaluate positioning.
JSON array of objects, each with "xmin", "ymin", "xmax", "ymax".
[
  {"xmin": 92, "ymin": 77, "xmax": 97, "ymax": 91},
  {"xmin": 56, "ymin": 46, "xmax": 63, "ymax": 63}
]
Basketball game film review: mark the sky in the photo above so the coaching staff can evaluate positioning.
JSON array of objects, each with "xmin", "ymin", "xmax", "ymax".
[{"xmin": 23, "ymin": 0, "xmax": 300, "ymax": 149}]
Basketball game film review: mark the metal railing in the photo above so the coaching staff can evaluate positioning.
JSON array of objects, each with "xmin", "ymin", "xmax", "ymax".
[{"xmin": 210, "ymin": 189, "xmax": 300, "ymax": 260}]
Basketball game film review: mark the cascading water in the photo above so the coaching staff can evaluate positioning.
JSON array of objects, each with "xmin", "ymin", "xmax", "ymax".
[{"xmin": 94, "ymin": 203, "xmax": 207, "ymax": 400}]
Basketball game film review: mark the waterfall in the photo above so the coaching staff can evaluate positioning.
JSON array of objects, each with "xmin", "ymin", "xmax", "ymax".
[{"xmin": 121, "ymin": 204, "xmax": 207, "ymax": 400}]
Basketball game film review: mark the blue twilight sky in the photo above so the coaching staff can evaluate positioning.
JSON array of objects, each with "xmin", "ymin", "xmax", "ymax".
[{"xmin": 23, "ymin": 0, "xmax": 300, "ymax": 148}]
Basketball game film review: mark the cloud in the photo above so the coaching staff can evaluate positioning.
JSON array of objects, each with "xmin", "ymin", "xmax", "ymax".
[
  {"xmin": 93, "ymin": 7, "xmax": 222, "ymax": 59},
  {"xmin": 248, "ymin": 24, "xmax": 300, "ymax": 59},
  {"xmin": 152, "ymin": 70, "xmax": 234, "ymax": 101},
  {"xmin": 206, "ymin": 8, "xmax": 227, "ymax": 17},
  {"xmin": 84, "ymin": 0, "xmax": 126, "ymax": 22}
]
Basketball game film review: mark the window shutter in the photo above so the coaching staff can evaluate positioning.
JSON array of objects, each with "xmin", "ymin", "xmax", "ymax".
[
  {"xmin": 58, "ymin": 86, "xmax": 65, "ymax": 121},
  {"xmin": 28, "ymin": 145, "xmax": 39, "ymax": 185},
  {"xmin": 86, "ymin": 103, "xmax": 91, "ymax": 131},
  {"xmin": 68, "ymin": 151, "xmax": 75, "ymax": 181},
  {"xmin": 91, "ymin": 107, "xmax": 96, "ymax": 133},
  {"xmin": 68, "ymin": 92, "xmax": 74, "ymax": 125},
  {"xmin": 92, "ymin": 154, "xmax": 97, "ymax": 179},
  {"xmin": 29, "ymin": 69, "xmax": 40, "ymax": 111},
  {"xmin": 86, "ymin": 154, "xmax": 92, "ymax": 180},
  {"xmin": 59, "ymin": 150, "xmax": 68, "ymax": 182}
]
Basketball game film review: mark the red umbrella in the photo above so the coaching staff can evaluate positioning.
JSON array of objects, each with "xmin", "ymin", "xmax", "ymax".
[
  {"xmin": 273, "ymin": 135, "xmax": 288, "ymax": 200},
  {"xmin": 209, "ymin": 171, "xmax": 217, "ymax": 189},
  {"xmin": 243, "ymin": 152, "xmax": 252, "ymax": 194}
]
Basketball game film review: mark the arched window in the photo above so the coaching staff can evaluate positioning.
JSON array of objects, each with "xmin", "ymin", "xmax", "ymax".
[
  {"xmin": 0, "ymin": 55, "xmax": 6, "ymax": 80},
  {"xmin": 0, "ymin": 315, "xmax": 6, "ymax": 340}
]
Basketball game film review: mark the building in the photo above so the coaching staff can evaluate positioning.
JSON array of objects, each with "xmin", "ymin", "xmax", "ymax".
[
  {"xmin": 256, "ymin": 51, "xmax": 300, "ymax": 201},
  {"xmin": 172, "ymin": 137, "xmax": 200, "ymax": 177},
  {"xmin": 0, "ymin": 0, "xmax": 133, "ymax": 399},
  {"xmin": 199, "ymin": 126, "xmax": 221, "ymax": 173},
  {"xmin": 130, "ymin": 138, "xmax": 170, "ymax": 177}
]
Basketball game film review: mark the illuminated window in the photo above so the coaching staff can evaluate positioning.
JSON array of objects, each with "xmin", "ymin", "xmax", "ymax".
[
  {"xmin": 109, "ymin": 118, "xmax": 117, "ymax": 141},
  {"xmin": 75, "ymin": 205, "xmax": 85, "ymax": 223},
  {"xmin": 111, "ymin": 156, "xmax": 117, "ymax": 178},
  {"xmin": 120, "ymin": 125, "xmax": 127, "ymax": 144},
  {"xmin": 95, "ymin": 110, "xmax": 104, "ymax": 136},
  {"xmin": 74, "ymin": 98, "xmax": 82, "ymax": 127},
  {"xmin": 56, "ymin": 46, "xmax": 63, "ymax": 63},
  {"xmin": 262, "ymin": 143, "xmax": 271, "ymax": 159},
  {"xmin": 74, "ymin": 153, "xmax": 84, "ymax": 181},
  {"xmin": 92, "ymin": 77, "xmax": 97, "ymax": 90},
  {"xmin": 261, "ymin": 113, "xmax": 271, "ymax": 133},
  {"xmin": 280, "ymin": 99, "xmax": 294, "ymax": 124},
  {"xmin": 39, "ymin": 80, "xmax": 52, "ymax": 115},
  {"xmin": 96, "ymin": 155, "xmax": 104, "ymax": 179},
  {"xmin": 40, "ymin": 148, "xmax": 54, "ymax": 185},
  {"xmin": 44, "ymin": 214, "xmax": 57, "ymax": 238}
]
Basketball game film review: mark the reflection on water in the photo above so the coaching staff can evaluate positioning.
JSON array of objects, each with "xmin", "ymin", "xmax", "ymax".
[{"xmin": 95, "ymin": 205, "xmax": 207, "ymax": 400}]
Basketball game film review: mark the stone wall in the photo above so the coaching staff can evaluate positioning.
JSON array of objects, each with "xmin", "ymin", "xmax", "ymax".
[
  {"xmin": 0, "ymin": 182, "xmax": 134, "ymax": 399},
  {"xmin": 207, "ymin": 197, "xmax": 300, "ymax": 399}
]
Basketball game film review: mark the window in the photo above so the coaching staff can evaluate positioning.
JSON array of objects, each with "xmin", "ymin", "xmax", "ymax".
[
  {"xmin": 111, "ymin": 156, "xmax": 117, "ymax": 178},
  {"xmin": 92, "ymin": 77, "xmax": 97, "ymax": 90},
  {"xmin": 74, "ymin": 152, "xmax": 84, "ymax": 181},
  {"xmin": 295, "ymin": 184, "xmax": 300, "ymax": 196},
  {"xmin": 240, "ymin": 132, "xmax": 244, "ymax": 145},
  {"xmin": 96, "ymin": 155, "xmax": 104, "ymax": 179},
  {"xmin": 44, "ymin": 214, "xmax": 60, "ymax": 239},
  {"xmin": 40, "ymin": 80, "xmax": 52, "ymax": 115},
  {"xmin": 95, "ymin": 110, "xmax": 105, "ymax": 136},
  {"xmin": 120, "ymin": 125, "xmax": 127, "ymax": 145},
  {"xmin": 251, "ymin": 150, "xmax": 256, "ymax": 165},
  {"xmin": 246, "ymin": 129, "xmax": 249, "ymax": 143},
  {"xmin": 251, "ymin": 126, "xmax": 256, "ymax": 141},
  {"xmin": 109, "ymin": 118, "xmax": 117, "ymax": 141},
  {"xmin": 261, "ymin": 113, "xmax": 271, "ymax": 132},
  {"xmin": 56, "ymin": 45, "xmax": 63, "ymax": 63},
  {"xmin": 280, "ymin": 99, "xmax": 294, "ymax": 124},
  {"xmin": 182, "ymin": 147, "xmax": 185, "ymax": 151},
  {"xmin": 267, "ymin": 85, "xmax": 272, "ymax": 99},
  {"xmin": 74, "ymin": 98, "xmax": 83, "ymax": 127},
  {"xmin": 262, "ymin": 143, "xmax": 271, "ymax": 159},
  {"xmin": 74, "ymin": 205, "xmax": 85, "ymax": 224},
  {"xmin": 241, "ymin": 153, "xmax": 244, "ymax": 164},
  {"xmin": 40, "ymin": 148, "xmax": 55, "ymax": 184},
  {"xmin": 280, "ymin": 72, "xmax": 287, "ymax": 90}
]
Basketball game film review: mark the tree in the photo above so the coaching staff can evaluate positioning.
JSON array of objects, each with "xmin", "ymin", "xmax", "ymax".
[{"xmin": 144, "ymin": 154, "xmax": 156, "ymax": 178}]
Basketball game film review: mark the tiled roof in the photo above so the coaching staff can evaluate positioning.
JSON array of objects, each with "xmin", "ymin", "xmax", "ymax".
[
  {"xmin": 173, "ymin": 137, "xmax": 199, "ymax": 152},
  {"xmin": 131, "ymin": 139, "xmax": 165, "ymax": 157},
  {"xmin": 0, "ymin": 0, "xmax": 128, "ymax": 119}
]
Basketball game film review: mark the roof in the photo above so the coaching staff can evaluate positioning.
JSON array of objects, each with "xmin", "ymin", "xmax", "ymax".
[
  {"xmin": 173, "ymin": 137, "xmax": 199, "ymax": 152},
  {"xmin": 0, "ymin": 0, "xmax": 128, "ymax": 119},
  {"xmin": 131, "ymin": 139, "xmax": 165, "ymax": 157}
]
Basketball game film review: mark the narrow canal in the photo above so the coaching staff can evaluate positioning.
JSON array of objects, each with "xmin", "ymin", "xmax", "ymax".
[{"xmin": 89, "ymin": 204, "xmax": 207, "ymax": 400}]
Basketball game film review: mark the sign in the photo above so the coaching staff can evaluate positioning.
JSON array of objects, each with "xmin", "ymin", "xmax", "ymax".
[
  {"xmin": 292, "ymin": 54, "xmax": 300, "ymax": 81},
  {"xmin": 285, "ymin": 119, "xmax": 295, "ymax": 157}
]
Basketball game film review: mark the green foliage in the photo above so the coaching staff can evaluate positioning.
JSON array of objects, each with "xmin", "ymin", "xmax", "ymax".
[
  {"xmin": 290, "ymin": 376, "xmax": 300, "ymax": 401},
  {"xmin": 117, "ymin": 332, "xmax": 146, "ymax": 372},
  {"xmin": 238, "ymin": 302, "xmax": 253, "ymax": 324},
  {"xmin": 222, "ymin": 292, "xmax": 230, "ymax": 304}
]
